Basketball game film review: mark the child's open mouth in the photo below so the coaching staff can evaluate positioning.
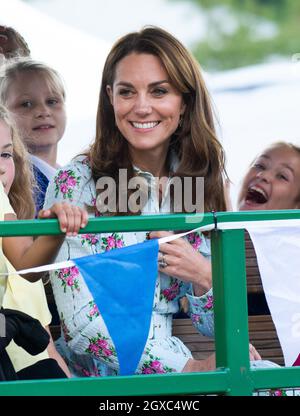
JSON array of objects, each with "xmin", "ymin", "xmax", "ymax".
[{"xmin": 245, "ymin": 186, "xmax": 268, "ymax": 204}]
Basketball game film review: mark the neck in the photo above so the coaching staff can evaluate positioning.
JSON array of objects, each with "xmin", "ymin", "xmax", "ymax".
[
  {"xmin": 29, "ymin": 145, "xmax": 58, "ymax": 168},
  {"xmin": 130, "ymin": 148, "xmax": 170, "ymax": 178}
]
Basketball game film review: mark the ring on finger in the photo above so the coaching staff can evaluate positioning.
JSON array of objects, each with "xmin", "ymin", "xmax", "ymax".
[{"xmin": 158, "ymin": 254, "xmax": 168, "ymax": 268}]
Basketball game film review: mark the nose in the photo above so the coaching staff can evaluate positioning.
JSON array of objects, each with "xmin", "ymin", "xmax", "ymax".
[
  {"xmin": 35, "ymin": 102, "xmax": 51, "ymax": 118},
  {"xmin": 0, "ymin": 163, "xmax": 6, "ymax": 175},
  {"xmin": 257, "ymin": 169, "xmax": 273, "ymax": 183},
  {"xmin": 133, "ymin": 93, "xmax": 152, "ymax": 117}
]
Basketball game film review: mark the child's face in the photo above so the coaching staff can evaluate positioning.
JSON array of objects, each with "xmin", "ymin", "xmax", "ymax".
[
  {"xmin": 0, "ymin": 120, "xmax": 15, "ymax": 194},
  {"xmin": 5, "ymin": 70, "xmax": 66, "ymax": 154},
  {"xmin": 238, "ymin": 146, "xmax": 300, "ymax": 211}
]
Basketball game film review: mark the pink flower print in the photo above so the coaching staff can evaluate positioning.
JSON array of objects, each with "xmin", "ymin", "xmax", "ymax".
[
  {"xmin": 54, "ymin": 169, "xmax": 81, "ymax": 199},
  {"xmin": 161, "ymin": 281, "xmax": 180, "ymax": 302},
  {"xmin": 56, "ymin": 266, "xmax": 80, "ymax": 293},
  {"xmin": 89, "ymin": 344, "xmax": 100, "ymax": 354},
  {"xmin": 103, "ymin": 348, "xmax": 113, "ymax": 357},
  {"xmin": 81, "ymin": 234, "xmax": 99, "ymax": 248},
  {"xmin": 142, "ymin": 368, "xmax": 154, "ymax": 374},
  {"xmin": 107, "ymin": 236, "xmax": 116, "ymax": 249},
  {"xmin": 87, "ymin": 301, "xmax": 100, "ymax": 321},
  {"xmin": 140, "ymin": 358, "xmax": 174, "ymax": 374},
  {"xmin": 187, "ymin": 232, "xmax": 202, "ymax": 250},
  {"xmin": 58, "ymin": 171, "xmax": 69, "ymax": 181},
  {"xmin": 85, "ymin": 333, "xmax": 116, "ymax": 362},
  {"xmin": 271, "ymin": 389, "xmax": 286, "ymax": 396},
  {"xmin": 204, "ymin": 295, "xmax": 214, "ymax": 310},
  {"xmin": 60, "ymin": 183, "xmax": 68, "ymax": 194},
  {"xmin": 97, "ymin": 339, "xmax": 108, "ymax": 349},
  {"xmin": 101, "ymin": 233, "xmax": 125, "ymax": 252},
  {"xmin": 66, "ymin": 276, "xmax": 75, "ymax": 286},
  {"xmin": 90, "ymin": 304, "xmax": 99, "ymax": 316},
  {"xmin": 115, "ymin": 239, "xmax": 124, "ymax": 248},
  {"xmin": 150, "ymin": 360, "xmax": 164, "ymax": 373},
  {"xmin": 66, "ymin": 176, "xmax": 77, "ymax": 187},
  {"xmin": 192, "ymin": 235, "xmax": 202, "ymax": 250}
]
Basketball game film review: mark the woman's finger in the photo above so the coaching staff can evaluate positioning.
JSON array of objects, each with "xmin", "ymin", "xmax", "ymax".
[{"xmin": 148, "ymin": 231, "xmax": 174, "ymax": 239}]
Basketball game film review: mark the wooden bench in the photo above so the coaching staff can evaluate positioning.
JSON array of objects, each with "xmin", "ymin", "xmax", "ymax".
[{"xmin": 173, "ymin": 231, "xmax": 284, "ymax": 366}]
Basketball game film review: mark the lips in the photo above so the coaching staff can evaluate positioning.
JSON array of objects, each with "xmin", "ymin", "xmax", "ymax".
[
  {"xmin": 245, "ymin": 185, "xmax": 268, "ymax": 204},
  {"xmin": 130, "ymin": 121, "xmax": 160, "ymax": 129},
  {"xmin": 32, "ymin": 124, "xmax": 55, "ymax": 131}
]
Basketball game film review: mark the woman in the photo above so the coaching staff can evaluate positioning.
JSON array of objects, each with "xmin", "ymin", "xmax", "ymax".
[{"xmin": 44, "ymin": 26, "xmax": 227, "ymax": 376}]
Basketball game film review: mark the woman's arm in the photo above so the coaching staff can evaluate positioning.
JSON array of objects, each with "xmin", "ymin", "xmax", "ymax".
[{"xmin": 3, "ymin": 203, "xmax": 88, "ymax": 282}]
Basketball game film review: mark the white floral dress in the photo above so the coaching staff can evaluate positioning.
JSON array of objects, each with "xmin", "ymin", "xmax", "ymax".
[{"xmin": 44, "ymin": 156, "xmax": 214, "ymax": 376}]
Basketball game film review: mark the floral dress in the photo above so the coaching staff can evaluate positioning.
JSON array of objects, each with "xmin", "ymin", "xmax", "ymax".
[{"xmin": 44, "ymin": 156, "xmax": 214, "ymax": 376}]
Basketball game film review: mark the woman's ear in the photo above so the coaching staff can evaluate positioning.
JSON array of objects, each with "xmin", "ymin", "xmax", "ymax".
[
  {"xmin": 180, "ymin": 102, "xmax": 186, "ymax": 116},
  {"xmin": 106, "ymin": 85, "xmax": 113, "ymax": 105}
]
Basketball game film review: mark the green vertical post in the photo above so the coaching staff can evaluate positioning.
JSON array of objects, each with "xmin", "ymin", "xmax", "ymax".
[{"xmin": 211, "ymin": 229, "xmax": 253, "ymax": 395}]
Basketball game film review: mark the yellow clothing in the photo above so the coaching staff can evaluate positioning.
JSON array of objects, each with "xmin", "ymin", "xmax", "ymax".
[
  {"xmin": 0, "ymin": 181, "xmax": 14, "ymax": 306},
  {"xmin": 0, "ymin": 182, "xmax": 52, "ymax": 372}
]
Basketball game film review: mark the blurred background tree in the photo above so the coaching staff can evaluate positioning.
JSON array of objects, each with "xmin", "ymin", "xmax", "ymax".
[{"xmin": 171, "ymin": 0, "xmax": 300, "ymax": 70}]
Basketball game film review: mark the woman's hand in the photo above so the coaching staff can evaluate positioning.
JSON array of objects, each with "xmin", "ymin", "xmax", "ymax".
[
  {"xmin": 182, "ymin": 344, "xmax": 261, "ymax": 373},
  {"xmin": 38, "ymin": 203, "xmax": 89, "ymax": 236},
  {"xmin": 149, "ymin": 231, "xmax": 212, "ymax": 295},
  {"xmin": 249, "ymin": 343, "xmax": 261, "ymax": 361}
]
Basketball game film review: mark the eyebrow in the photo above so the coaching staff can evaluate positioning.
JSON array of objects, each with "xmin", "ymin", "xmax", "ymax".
[
  {"xmin": 115, "ymin": 80, "xmax": 170, "ymax": 87},
  {"xmin": 260, "ymin": 155, "xmax": 295, "ymax": 174},
  {"xmin": 281, "ymin": 163, "xmax": 295, "ymax": 174}
]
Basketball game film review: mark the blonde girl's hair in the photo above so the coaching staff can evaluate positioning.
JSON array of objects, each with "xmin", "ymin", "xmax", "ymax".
[
  {"xmin": 0, "ymin": 104, "xmax": 35, "ymax": 219},
  {"xmin": 0, "ymin": 57, "xmax": 66, "ymax": 105}
]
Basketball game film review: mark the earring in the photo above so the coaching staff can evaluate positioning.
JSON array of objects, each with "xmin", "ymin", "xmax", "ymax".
[{"xmin": 178, "ymin": 115, "xmax": 183, "ymax": 128}]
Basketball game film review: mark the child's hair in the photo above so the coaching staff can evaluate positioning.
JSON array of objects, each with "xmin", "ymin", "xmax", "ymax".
[
  {"xmin": 0, "ymin": 26, "xmax": 31, "ymax": 59},
  {"xmin": 0, "ymin": 57, "xmax": 66, "ymax": 104},
  {"xmin": 263, "ymin": 141, "xmax": 300, "ymax": 156},
  {"xmin": 0, "ymin": 104, "xmax": 35, "ymax": 219}
]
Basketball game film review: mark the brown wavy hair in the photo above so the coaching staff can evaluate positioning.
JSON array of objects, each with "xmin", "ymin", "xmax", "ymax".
[
  {"xmin": 88, "ymin": 26, "xmax": 227, "ymax": 214},
  {"xmin": 0, "ymin": 104, "xmax": 35, "ymax": 219}
]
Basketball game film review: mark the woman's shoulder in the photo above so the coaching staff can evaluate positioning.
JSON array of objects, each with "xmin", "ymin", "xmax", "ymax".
[
  {"xmin": 45, "ymin": 156, "xmax": 95, "ymax": 206},
  {"xmin": 55, "ymin": 155, "xmax": 92, "ymax": 178}
]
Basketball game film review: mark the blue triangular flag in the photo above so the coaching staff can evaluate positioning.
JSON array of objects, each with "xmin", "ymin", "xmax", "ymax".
[{"xmin": 73, "ymin": 238, "xmax": 159, "ymax": 375}]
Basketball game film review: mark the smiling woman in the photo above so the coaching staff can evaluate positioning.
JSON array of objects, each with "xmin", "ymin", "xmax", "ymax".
[{"xmin": 43, "ymin": 26, "xmax": 227, "ymax": 377}]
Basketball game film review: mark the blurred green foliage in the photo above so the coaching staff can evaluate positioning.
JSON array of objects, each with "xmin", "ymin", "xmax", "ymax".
[{"xmin": 172, "ymin": 0, "xmax": 300, "ymax": 70}]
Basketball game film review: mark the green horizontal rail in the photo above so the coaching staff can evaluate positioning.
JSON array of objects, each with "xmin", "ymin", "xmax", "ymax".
[
  {"xmin": 0, "ymin": 369, "xmax": 230, "ymax": 396},
  {"xmin": 1, "ymin": 209, "xmax": 300, "ymax": 236},
  {"xmin": 251, "ymin": 367, "xmax": 300, "ymax": 390},
  {"xmin": 1, "ymin": 210, "xmax": 300, "ymax": 395}
]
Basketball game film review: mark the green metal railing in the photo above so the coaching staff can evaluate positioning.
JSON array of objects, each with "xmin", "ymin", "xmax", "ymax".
[{"xmin": 1, "ymin": 210, "xmax": 300, "ymax": 396}]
